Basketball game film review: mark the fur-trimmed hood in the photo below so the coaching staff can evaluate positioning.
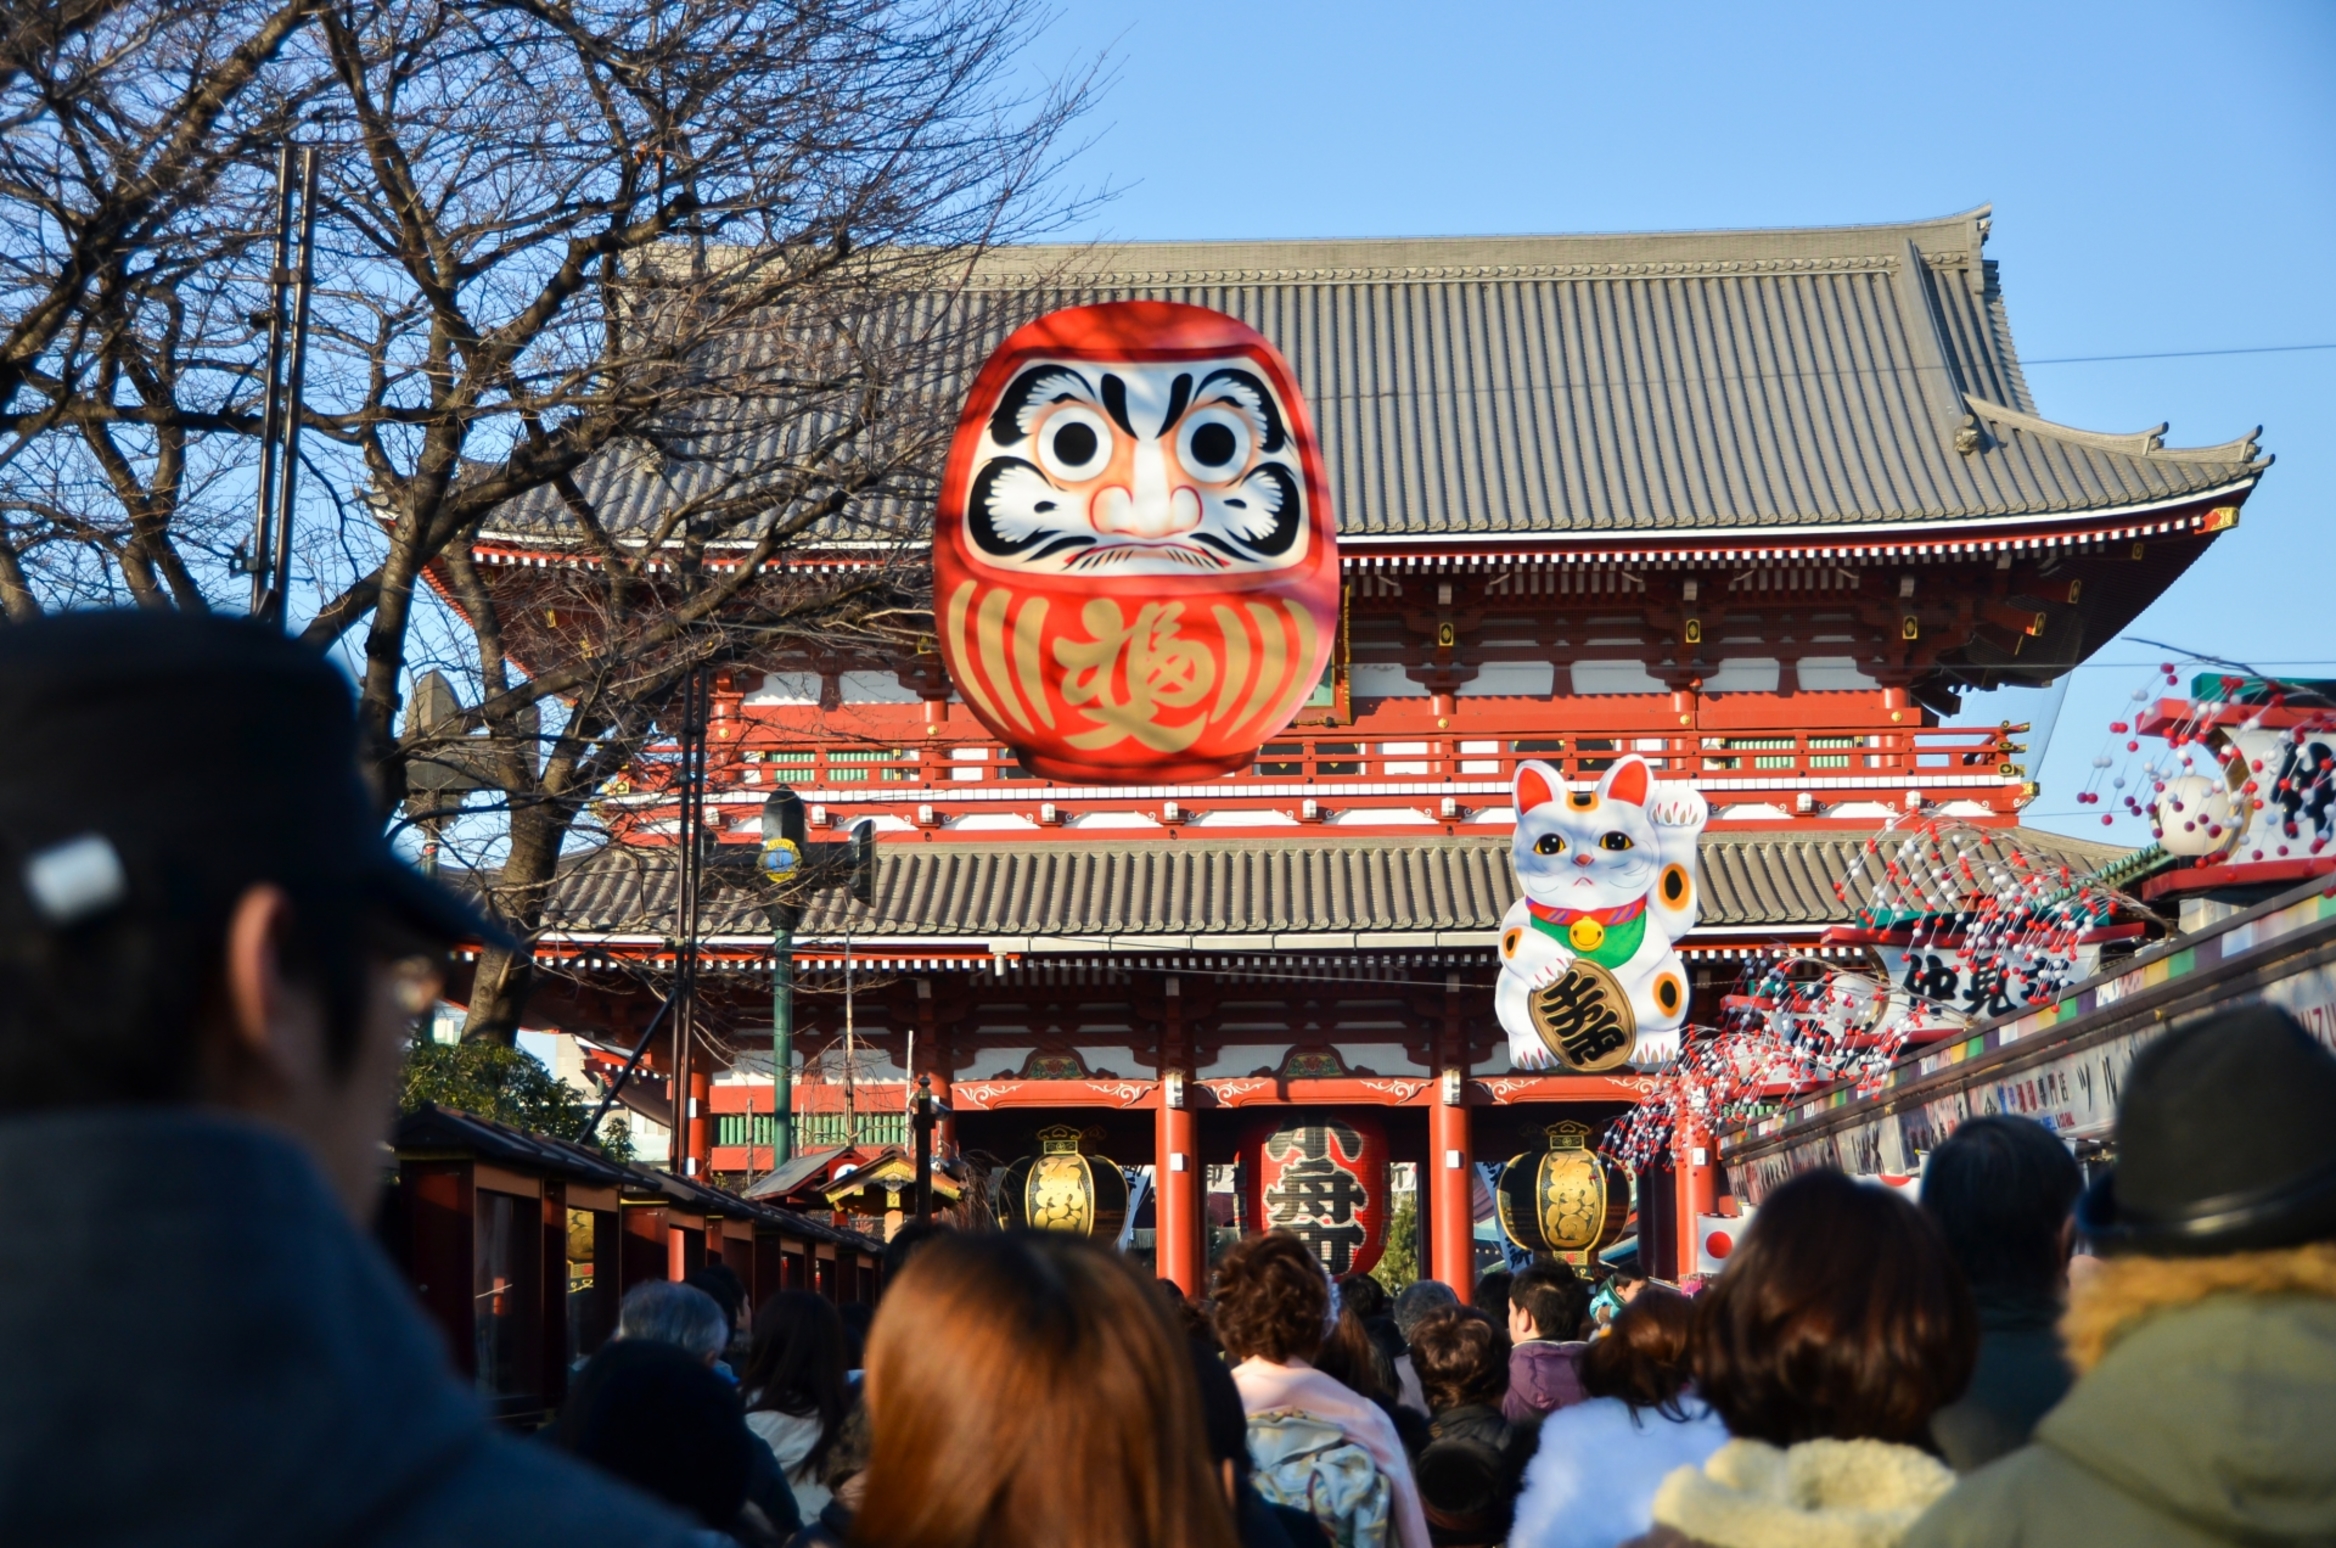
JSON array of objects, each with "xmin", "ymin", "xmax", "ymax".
[
  {"xmin": 1647, "ymin": 1438, "xmax": 1954, "ymax": 1548},
  {"xmin": 2015, "ymin": 1244, "xmax": 2336, "ymax": 1544},
  {"xmin": 2061, "ymin": 1240, "xmax": 2336, "ymax": 1371}
]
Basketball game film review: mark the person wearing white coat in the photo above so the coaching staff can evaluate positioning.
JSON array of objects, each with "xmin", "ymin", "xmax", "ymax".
[{"xmin": 1511, "ymin": 1287, "xmax": 1725, "ymax": 1548}]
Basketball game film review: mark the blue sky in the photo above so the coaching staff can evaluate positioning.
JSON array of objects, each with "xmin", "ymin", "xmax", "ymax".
[{"xmin": 1026, "ymin": 0, "xmax": 2336, "ymax": 846}]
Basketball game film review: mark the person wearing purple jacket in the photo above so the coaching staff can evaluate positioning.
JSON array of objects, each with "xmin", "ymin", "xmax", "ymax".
[{"xmin": 1502, "ymin": 1262, "xmax": 1593, "ymax": 1423}]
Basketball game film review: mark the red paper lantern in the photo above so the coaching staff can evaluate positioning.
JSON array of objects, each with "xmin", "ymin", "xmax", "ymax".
[
  {"xmin": 933, "ymin": 302, "xmax": 1339, "ymax": 783},
  {"xmin": 1241, "ymin": 1113, "xmax": 1389, "ymax": 1277}
]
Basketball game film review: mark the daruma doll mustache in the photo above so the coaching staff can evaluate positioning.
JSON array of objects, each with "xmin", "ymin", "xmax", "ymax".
[{"xmin": 934, "ymin": 301, "xmax": 1340, "ymax": 784}]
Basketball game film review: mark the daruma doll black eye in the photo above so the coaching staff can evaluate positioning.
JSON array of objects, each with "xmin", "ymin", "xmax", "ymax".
[
  {"xmin": 1189, "ymin": 421, "xmax": 1237, "ymax": 466},
  {"xmin": 1053, "ymin": 421, "xmax": 1098, "ymax": 466}
]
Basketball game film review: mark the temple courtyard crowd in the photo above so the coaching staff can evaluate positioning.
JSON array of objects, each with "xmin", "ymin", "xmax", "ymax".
[{"xmin": 4, "ymin": 614, "xmax": 2336, "ymax": 1548}]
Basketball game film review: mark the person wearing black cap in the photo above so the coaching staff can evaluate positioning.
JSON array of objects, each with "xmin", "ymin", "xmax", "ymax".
[
  {"xmin": 1906, "ymin": 1004, "xmax": 2336, "ymax": 1547},
  {"xmin": 0, "ymin": 612, "xmax": 702, "ymax": 1545}
]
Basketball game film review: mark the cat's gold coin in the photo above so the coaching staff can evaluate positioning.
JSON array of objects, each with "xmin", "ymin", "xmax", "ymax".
[
  {"xmin": 1528, "ymin": 959, "xmax": 1638, "ymax": 1072},
  {"xmin": 1566, "ymin": 917, "xmax": 1605, "ymax": 952}
]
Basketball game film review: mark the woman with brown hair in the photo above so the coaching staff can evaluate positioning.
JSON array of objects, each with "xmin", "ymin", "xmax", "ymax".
[
  {"xmin": 1510, "ymin": 1287, "xmax": 1725, "ymax": 1548},
  {"xmin": 1625, "ymin": 1169, "xmax": 1979, "ymax": 1548},
  {"xmin": 1212, "ymin": 1231, "xmax": 1430, "ymax": 1548},
  {"xmin": 850, "ymin": 1231, "xmax": 1239, "ymax": 1548}
]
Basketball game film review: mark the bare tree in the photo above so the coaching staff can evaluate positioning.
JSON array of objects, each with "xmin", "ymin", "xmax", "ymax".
[
  {"xmin": 0, "ymin": 0, "xmax": 1090, "ymax": 1040},
  {"xmin": 0, "ymin": 0, "xmax": 327, "ymax": 608}
]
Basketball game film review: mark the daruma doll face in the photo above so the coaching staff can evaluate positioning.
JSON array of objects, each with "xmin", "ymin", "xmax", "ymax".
[{"xmin": 936, "ymin": 302, "xmax": 1339, "ymax": 783}]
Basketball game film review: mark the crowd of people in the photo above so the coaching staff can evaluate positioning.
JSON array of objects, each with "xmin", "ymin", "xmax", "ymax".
[
  {"xmin": 543, "ymin": 997, "xmax": 2336, "ymax": 1548},
  {"xmin": 5, "ymin": 614, "xmax": 2335, "ymax": 1548}
]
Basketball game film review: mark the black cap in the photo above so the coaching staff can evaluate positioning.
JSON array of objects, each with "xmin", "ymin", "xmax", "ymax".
[
  {"xmin": 0, "ymin": 610, "xmax": 511, "ymax": 950},
  {"xmin": 2077, "ymin": 1004, "xmax": 2336, "ymax": 1256}
]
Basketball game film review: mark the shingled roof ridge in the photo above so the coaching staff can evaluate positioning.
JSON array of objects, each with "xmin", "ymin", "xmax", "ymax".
[{"xmin": 962, "ymin": 207, "xmax": 1998, "ymax": 288}]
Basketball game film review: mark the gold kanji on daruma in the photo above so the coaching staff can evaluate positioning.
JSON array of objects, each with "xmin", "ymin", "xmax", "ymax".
[{"xmin": 942, "ymin": 578, "xmax": 1323, "ymax": 776}]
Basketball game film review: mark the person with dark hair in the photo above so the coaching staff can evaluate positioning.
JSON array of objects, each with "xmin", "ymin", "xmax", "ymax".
[
  {"xmin": 852, "ymin": 1231, "xmax": 1240, "ymax": 1548},
  {"xmin": 1392, "ymin": 1280, "xmax": 1462, "ymax": 1412},
  {"xmin": 1907, "ymin": 1006, "xmax": 2336, "ymax": 1548},
  {"xmin": 741, "ymin": 1291, "xmax": 852, "ymax": 1519},
  {"xmin": 1917, "ymin": 1115, "xmax": 2084, "ymax": 1470},
  {"xmin": 1626, "ymin": 1168, "xmax": 1978, "ymax": 1548},
  {"xmin": 1338, "ymin": 1273, "xmax": 1405, "ymax": 1360},
  {"xmin": 619, "ymin": 1276, "xmax": 800, "ymax": 1531},
  {"xmin": 555, "ymin": 1339, "xmax": 769, "ymax": 1541},
  {"xmin": 1503, "ymin": 1261, "xmax": 1591, "ymax": 1421},
  {"xmin": 0, "ymin": 613, "xmax": 699, "ymax": 1545},
  {"xmin": 1510, "ymin": 1287, "xmax": 1725, "ymax": 1548},
  {"xmin": 1407, "ymin": 1308, "xmax": 1533, "ymax": 1547},
  {"xmin": 1471, "ymin": 1268, "xmax": 1514, "ymax": 1324},
  {"xmin": 1213, "ymin": 1230, "xmax": 1431, "ymax": 1548},
  {"xmin": 1162, "ymin": 1278, "xmax": 1224, "ymax": 1351},
  {"xmin": 686, "ymin": 1260, "xmax": 752, "ymax": 1367},
  {"xmin": 1313, "ymin": 1295, "xmax": 1401, "ymax": 1410}
]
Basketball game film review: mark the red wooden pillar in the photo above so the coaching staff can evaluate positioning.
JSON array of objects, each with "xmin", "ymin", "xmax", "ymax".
[
  {"xmin": 1430, "ymin": 1067, "xmax": 1475, "ymax": 1294},
  {"xmin": 1156, "ymin": 1093, "xmax": 1201, "ymax": 1294},
  {"xmin": 1154, "ymin": 975, "xmax": 1204, "ymax": 1294},
  {"xmin": 1431, "ymin": 975, "xmax": 1476, "ymax": 1294}
]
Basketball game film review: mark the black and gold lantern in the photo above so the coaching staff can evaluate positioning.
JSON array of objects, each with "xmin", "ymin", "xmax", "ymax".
[
  {"xmin": 995, "ymin": 1125, "xmax": 1131, "ymax": 1240},
  {"xmin": 1497, "ymin": 1121, "xmax": 1630, "ymax": 1266}
]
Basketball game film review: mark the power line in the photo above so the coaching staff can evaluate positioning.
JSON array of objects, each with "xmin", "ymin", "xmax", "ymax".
[{"xmin": 2025, "ymin": 342, "xmax": 2336, "ymax": 367}]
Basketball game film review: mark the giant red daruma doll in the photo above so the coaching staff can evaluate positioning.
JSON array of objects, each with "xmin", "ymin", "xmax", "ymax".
[{"xmin": 933, "ymin": 302, "xmax": 1339, "ymax": 782}]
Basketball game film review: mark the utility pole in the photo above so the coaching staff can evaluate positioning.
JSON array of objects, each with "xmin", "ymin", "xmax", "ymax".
[
  {"xmin": 760, "ymin": 786, "xmax": 807, "ymax": 1169},
  {"xmin": 245, "ymin": 144, "xmax": 320, "ymax": 629},
  {"xmin": 669, "ymin": 666, "xmax": 710, "ymax": 1178},
  {"xmin": 913, "ymin": 1074, "xmax": 936, "ymax": 1224}
]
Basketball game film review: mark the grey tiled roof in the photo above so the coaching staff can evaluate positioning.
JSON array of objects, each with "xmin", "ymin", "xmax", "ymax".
[
  {"xmin": 484, "ymin": 208, "xmax": 2264, "ymax": 548},
  {"xmin": 524, "ymin": 827, "xmax": 2133, "ymax": 943}
]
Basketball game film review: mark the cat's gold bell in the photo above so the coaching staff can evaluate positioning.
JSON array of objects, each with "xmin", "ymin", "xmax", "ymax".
[{"xmin": 1567, "ymin": 917, "xmax": 1606, "ymax": 952}]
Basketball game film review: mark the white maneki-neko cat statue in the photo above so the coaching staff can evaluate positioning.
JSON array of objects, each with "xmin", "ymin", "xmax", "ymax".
[{"xmin": 1495, "ymin": 755, "xmax": 1708, "ymax": 1072}]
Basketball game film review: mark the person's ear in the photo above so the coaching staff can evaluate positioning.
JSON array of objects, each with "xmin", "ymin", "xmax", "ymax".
[{"xmin": 220, "ymin": 884, "xmax": 304, "ymax": 1080}]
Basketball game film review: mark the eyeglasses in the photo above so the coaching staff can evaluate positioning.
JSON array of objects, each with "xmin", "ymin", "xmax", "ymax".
[{"xmin": 386, "ymin": 954, "xmax": 445, "ymax": 1021}]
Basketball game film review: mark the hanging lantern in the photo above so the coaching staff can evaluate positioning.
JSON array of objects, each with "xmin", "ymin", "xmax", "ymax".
[
  {"xmin": 932, "ymin": 301, "xmax": 1340, "ymax": 784},
  {"xmin": 1497, "ymin": 1121, "xmax": 1631, "ymax": 1266},
  {"xmin": 1241, "ymin": 1113, "xmax": 1389, "ymax": 1276},
  {"xmin": 995, "ymin": 1125, "xmax": 1130, "ymax": 1239}
]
